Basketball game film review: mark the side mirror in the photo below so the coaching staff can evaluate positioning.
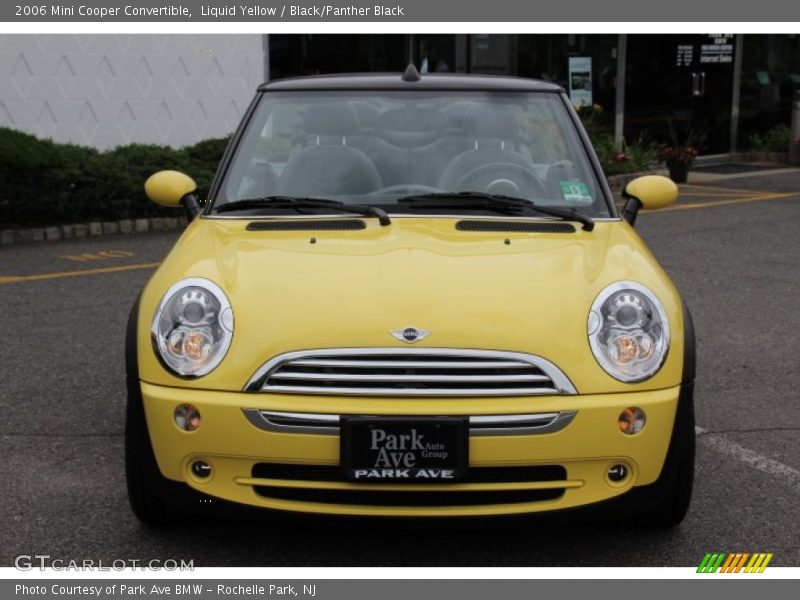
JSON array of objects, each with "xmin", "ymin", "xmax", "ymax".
[
  {"xmin": 621, "ymin": 175, "xmax": 678, "ymax": 226},
  {"xmin": 144, "ymin": 170, "xmax": 201, "ymax": 219}
]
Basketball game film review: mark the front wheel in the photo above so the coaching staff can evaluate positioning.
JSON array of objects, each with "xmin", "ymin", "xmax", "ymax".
[
  {"xmin": 124, "ymin": 297, "xmax": 199, "ymax": 526},
  {"xmin": 638, "ymin": 392, "xmax": 695, "ymax": 528},
  {"xmin": 125, "ymin": 381, "xmax": 190, "ymax": 526}
]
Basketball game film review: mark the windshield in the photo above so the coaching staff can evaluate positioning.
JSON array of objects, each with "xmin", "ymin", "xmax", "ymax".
[{"xmin": 214, "ymin": 90, "xmax": 611, "ymax": 218}]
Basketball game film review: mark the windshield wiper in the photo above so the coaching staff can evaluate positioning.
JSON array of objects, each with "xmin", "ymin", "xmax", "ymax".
[
  {"xmin": 397, "ymin": 192, "xmax": 594, "ymax": 231},
  {"xmin": 214, "ymin": 196, "xmax": 391, "ymax": 226}
]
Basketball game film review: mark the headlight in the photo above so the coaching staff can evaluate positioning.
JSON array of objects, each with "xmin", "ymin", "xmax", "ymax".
[
  {"xmin": 587, "ymin": 281, "xmax": 669, "ymax": 382},
  {"xmin": 151, "ymin": 278, "xmax": 234, "ymax": 378}
]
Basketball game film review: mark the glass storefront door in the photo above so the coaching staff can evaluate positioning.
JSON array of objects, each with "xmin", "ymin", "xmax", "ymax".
[
  {"xmin": 268, "ymin": 35, "xmax": 407, "ymax": 80},
  {"xmin": 739, "ymin": 35, "xmax": 800, "ymax": 149},
  {"xmin": 624, "ymin": 34, "xmax": 736, "ymax": 155},
  {"xmin": 411, "ymin": 35, "xmax": 457, "ymax": 74}
]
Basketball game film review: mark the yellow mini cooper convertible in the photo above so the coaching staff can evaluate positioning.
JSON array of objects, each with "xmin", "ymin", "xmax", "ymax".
[{"xmin": 126, "ymin": 68, "xmax": 695, "ymax": 527}]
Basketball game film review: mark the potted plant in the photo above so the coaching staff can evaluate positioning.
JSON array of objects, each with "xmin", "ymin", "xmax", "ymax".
[
  {"xmin": 660, "ymin": 144, "xmax": 698, "ymax": 183},
  {"xmin": 660, "ymin": 120, "xmax": 701, "ymax": 184}
]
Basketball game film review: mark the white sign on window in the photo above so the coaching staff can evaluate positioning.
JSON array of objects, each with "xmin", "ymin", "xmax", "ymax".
[{"xmin": 568, "ymin": 57, "xmax": 593, "ymax": 107}]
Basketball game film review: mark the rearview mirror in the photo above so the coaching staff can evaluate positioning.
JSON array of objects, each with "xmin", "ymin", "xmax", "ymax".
[
  {"xmin": 144, "ymin": 170, "xmax": 200, "ymax": 219},
  {"xmin": 621, "ymin": 175, "xmax": 678, "ymax": 226}
]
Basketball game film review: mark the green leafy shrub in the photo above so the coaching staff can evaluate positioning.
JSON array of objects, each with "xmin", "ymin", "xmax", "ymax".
[
  {"xmin": 749, "ymin": 124, "xmax": 790, "ymax": 152},
  {"xmin": 0, "ymin": 127, "xmax": 231, "ymax": 227},
  {"xmin": 574, "ymin": 104, "xmax": 659, "ymax": 176}
]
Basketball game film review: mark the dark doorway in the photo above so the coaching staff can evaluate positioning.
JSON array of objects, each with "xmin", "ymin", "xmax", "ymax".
[
  {"xmin": 268, "ymin": 35, "xmax": 407, "ymax": 80},
  {"xmin": 624, "ymin": 34, "xmax": 736, "ymax": 155}
]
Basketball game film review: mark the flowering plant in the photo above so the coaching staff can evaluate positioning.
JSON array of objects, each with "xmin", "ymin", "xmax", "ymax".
[
  {"xmin": 574, "ymin": 102, "xmax": 604, "ymax": 116},
  {"xmin": 612, "ymin": 151, "xmax": 631, "ymax": 163},
  {"xmin": 659, "ymin": 145, "xmax": 699, "ymax": 165}
]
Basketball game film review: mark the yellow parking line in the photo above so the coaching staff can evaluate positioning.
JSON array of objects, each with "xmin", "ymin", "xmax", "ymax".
[
  {"xmin": 675, "ymin": 190, "xmax": 755, "ymax": 197},
  {"xmin": 0, "ymin": 261, "xmax": 160, "ymax": 285},
  {"xmin": 679, "ymin": 183, "xmax": 777, "ymax": 195},
  {"xmin": 646, "ymin": 191, "xmax": 799, "ymax": 213}
]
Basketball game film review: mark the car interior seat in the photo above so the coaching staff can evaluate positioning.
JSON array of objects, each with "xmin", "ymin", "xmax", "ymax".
[{"xmin": 276, "ymin": 103, "xmax": 383, "ymax": 196}]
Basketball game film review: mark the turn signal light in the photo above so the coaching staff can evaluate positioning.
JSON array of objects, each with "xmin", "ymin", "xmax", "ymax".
[
  {"xmin": 618, "ymin": 407, "xmax": 645, "ymax": 434},
  {"xmin": 175, "ymin": 403, "xmax": 201, "ymax": 431}
]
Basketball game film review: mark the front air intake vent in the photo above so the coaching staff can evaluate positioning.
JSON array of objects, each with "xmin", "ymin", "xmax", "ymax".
[
  {"xmin": 456, "ymin": 220, "xmax": 576, "ymax": 233},
  {"xmin": 247, "ymin": 220, "xmax": 366, "ymax": 231}
]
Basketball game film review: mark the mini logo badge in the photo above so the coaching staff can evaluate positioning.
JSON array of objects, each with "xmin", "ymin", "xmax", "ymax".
[{"xmin": 390, "ymin": 326, "xmax": 431, "ymax": 344}]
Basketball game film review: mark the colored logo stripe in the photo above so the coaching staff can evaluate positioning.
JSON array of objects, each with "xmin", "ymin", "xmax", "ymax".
[
  {"xmin": 697, "ymin": 552, "xmax": 772, "ymax": 573},
  {"xmin": 697, "ymin": 553, "xmax": 726, "ymax": 573}
]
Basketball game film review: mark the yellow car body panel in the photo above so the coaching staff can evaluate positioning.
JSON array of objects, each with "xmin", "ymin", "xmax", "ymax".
[
  {"xmin": 140, "ymin": 380, "xmax": 679, "ymax": 516},
  {"xmin": 134, "ymin": 215, "xmax": 688, "ymax": 517},
  {"xmin": 137, "ymin": 217, "xmax": 684, "ymax": 395}
]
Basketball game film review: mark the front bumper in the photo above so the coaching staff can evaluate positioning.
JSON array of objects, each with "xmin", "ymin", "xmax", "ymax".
[{"xmin": 141, "ymin": 381, "xmax": 679, "ymax": 517}]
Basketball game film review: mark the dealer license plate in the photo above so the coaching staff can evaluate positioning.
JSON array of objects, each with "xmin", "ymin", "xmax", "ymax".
[{"xmin": 340, "ymin": 416, "xmax": 468, "ymax": 482}]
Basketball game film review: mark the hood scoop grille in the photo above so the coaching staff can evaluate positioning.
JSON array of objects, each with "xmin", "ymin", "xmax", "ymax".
[
  {"xmin": 247, "ymin": 220, "xmax": 366, "ymax": 231},
  {"xmin": 456, "ymin": 220, "xmax": 575, "ymax": 233}
]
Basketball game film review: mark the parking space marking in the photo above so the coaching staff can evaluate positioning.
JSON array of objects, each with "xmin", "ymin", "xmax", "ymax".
[
  {"xmin": 679, "ymin": 183, "xmax": 780, "ymax": 196},
  {"xmin": 676, "ymin": 192, "xmax": 749, "ymax": 197},
  {"xmin": 696, "ymin": 426, "xmax": 800, "ymax": 494},
  {"xmin": 0, "ymin": 262, "xmax": 160, "ymax": 285},
  {"xmin": 646, "ymin": 191, "xmax": 798, "ymax": 214},
  {"xmin": 676, "ymin": 189, "xmax": 758, "ymax": 198},
  {"xmin": 60, "ymin": 249, "xmax": 136, "ymax": 263}
]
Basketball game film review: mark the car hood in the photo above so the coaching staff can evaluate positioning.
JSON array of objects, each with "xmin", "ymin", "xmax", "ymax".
[{"xmin": 137, "ymin": 217, "xmax": 685, "ymax": 394}]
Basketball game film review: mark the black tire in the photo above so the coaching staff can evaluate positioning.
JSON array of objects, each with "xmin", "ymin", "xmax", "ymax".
[
  {"xmin": 637, "ymin": 302, "xmax": 697, "ymax": 528},
  {"xmin": 124, "ymin": 296, "xmax": 197, "ymax": 526},
  {"xmin": 638, "ymin": 382, "xmax": 695, "ymax": 528}
]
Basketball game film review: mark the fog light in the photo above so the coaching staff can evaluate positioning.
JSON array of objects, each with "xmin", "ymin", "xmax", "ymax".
[
  {"xmin": 607, "ymin": 463, "xmax": 629, "ymax": 483},
  {"xmin": 191, "ymin": 460, "xmax": 212, "ymax": 478},
  {"xmin": 618, "ymin": 407, "xmax": 645, "ymax": 434},
  {"xmin": 175, "ymin": 403, "xmax": 201, "ymax": 431}
]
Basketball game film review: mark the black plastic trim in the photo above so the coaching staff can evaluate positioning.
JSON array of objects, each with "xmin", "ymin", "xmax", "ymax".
[
  {"xmin": 456, "ymin": 220, "xmax": 575, "ymax": 233},
  {"xmin": 125, "ymin": 294, "xmax": 142, "ymax": 391},
  {"xmin": 259, "ymin": 72, "xmax": 563, "ymax": 93},
  {"xmin": 246, "ymin": 220, "xmax": 366, "ymax": 231},
  {"xmin": 252, "ymin": 463, "xmax": 567, "ymax": 484},
  {"xmin": 205, "ymin": 92, "xmax": 263, "ymax": 215},
  {"xmin": 681, "ymin": 301, "xmax": 697, "ymax": 384},
  {"xmin": 253, "ymin": 486, "xmax": 564, "ymax": 506}
]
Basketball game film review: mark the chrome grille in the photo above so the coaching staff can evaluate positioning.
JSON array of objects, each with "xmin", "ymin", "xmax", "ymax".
[
  {"xmin": 242, "ymin": 409, "xmax": 577, "ymax": 435},
  {"xmin": 245, "ymin": 348, "xmax": 576, "ymax": 396}
]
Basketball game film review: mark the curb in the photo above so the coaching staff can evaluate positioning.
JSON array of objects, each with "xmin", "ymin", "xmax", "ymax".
[
  {"xmin": 605, "ymin": 170, "xmax": 661, "ymax": 192},
  {"xmin": 1, "ymin": 216, "xmax": 189, "ymax": 247}
]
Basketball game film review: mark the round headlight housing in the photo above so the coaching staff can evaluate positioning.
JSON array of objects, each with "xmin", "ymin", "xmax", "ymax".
[
  {"xmin": 151, "ymin": 278, "xmax": 234, "ymax": 378},
  {"xmin": 587, "ymin": 281, "xmax": 669, "ymax": 382}
]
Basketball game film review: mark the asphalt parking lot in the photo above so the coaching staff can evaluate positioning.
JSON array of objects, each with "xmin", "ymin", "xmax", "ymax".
[{"xmin": 1, "ymin": 168, "xmax": 799, "ymax": 567}]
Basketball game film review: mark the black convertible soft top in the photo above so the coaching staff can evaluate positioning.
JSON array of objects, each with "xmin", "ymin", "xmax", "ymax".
[{"xmin": 258, "ymin": 71, "xmax": 564, "ymax": 93}]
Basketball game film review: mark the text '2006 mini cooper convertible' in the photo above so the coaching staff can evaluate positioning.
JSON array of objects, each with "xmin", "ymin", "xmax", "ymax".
[{"xmin": 126, "ymin": 67, "xmax": 695, "ymax": 527}]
